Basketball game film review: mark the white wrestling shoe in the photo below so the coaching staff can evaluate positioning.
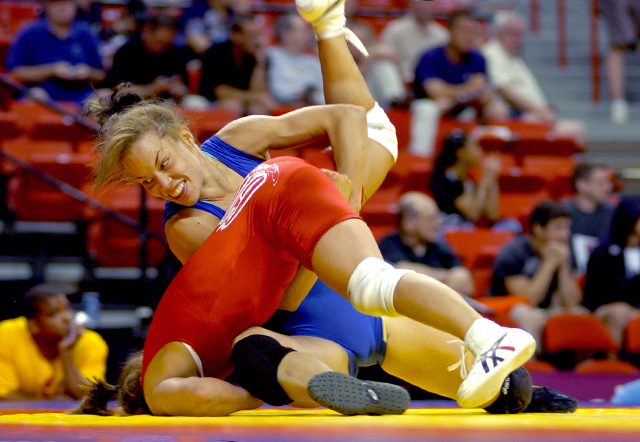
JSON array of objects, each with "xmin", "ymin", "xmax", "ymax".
[
  {"xmin": 296, "ymin": 0, "xmax": 346, "ymax": 25},
  {"xmin": 295, "ymin": 0, "xmax": 368, "ymax": 55},
  {"xmin": 453, "ymin": 319, "xmax": 536, "ymax": 409}
]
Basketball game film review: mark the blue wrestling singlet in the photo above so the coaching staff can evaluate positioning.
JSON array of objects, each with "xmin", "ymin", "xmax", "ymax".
[{"xmin": 163, "ymin": 135, "xmax": 386, "ymax": 375}]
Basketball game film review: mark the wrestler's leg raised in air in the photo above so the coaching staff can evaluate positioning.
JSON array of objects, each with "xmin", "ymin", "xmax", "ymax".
[{"xmin": 299, "ymin": 0, "xmax": 397, "ymax": 199}]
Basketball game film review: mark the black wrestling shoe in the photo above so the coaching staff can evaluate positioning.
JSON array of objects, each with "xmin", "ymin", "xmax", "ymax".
[
  {"xmin": 308, "ymin": 372, "xmax": 410, "ymax": 416},
  {"xmin": 523, "ymin": 386, "xmax": 578, "ymax": 413},
  {"xmin": 484, "ymin": 366, "xmax": 532, "ymax": 414}
]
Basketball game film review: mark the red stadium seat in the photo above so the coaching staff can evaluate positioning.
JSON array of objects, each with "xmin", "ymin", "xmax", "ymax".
[
  {"xmin": 27, "ymin": 112, "xmax": 96, "ymax": 150},
  {"xmin": 6, "ymin": 152, "xmax": 93, "ymax": 222},
  {"xmin": 542, "ymin": 313, "xmax": 619, "ymax": 355},
  {"xmin": 498, "ymin": 172, "xmax": 547, "ymax": 194},
  {"xmin": 444, "ymin": 229, "xmax": 516, "ymax": 270},
  {"xmin": 0, "ymin": 1, "xmax": 40, "ymax": 36},
  {"xmin": 182, "ymin": 107, "xmax": 242, "ymax": 143},
  {"xmin": 471, "ymin": 267, "xmax": 493, "ymax": 298},
  {"xmin": 499, "ymin": 190, "xmax": 549, "ymax": 231},
  {"xmin": 512, "ymin": 135, "xmax": 583, "ymax": 166},
  {"xmin": 393, "ymin": 154, "xmax": 433, "ymax": 193},
  {"xmin": 360, "ymin": 168, "xmax": 403, "ymax": 240},
  {"xmin": 624, "ymin": 316, "xmax": 640, "ymax": 355},
  {"xmin": 386, "ymin": 108, "xmax": 411, "ymax": 153},
  {"xmin": 84, "ymin": 185, "xmax": 168, "ymax": 268},
  {"xmin": 477, "ymin": 294, "xmax": 531, "ymax": 328},
  {"xmin": 523, "ymin": 359, "xmax": 557, "ymax": 373}
]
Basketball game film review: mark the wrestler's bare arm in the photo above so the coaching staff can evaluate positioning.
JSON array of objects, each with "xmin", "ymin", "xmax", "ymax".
[
  {"xmin": 216, "ymin": 104, "xmax": 367, "ymax": 210},
  {"xmin": 143, "ymin": 341, "xmax": 262, "ymax": 416},
  {"xmin": 149, "ymin": 376, "xmax": 263, "ymax": 417},
  {"xmin": 164, "ymin": 208, "xmax": 219, "ymax": 264}
]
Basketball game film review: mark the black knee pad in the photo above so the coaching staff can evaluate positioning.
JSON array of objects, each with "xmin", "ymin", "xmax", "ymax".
[
  {"xmin": 484, "ymin": 366, "xmax": 533, "ymax": 414},
  {"xmin": 230, "ymin": 335, "xmax": 295, "ymax": 406}
]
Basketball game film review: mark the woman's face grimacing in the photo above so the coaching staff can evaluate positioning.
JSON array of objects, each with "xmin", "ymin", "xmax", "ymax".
[{"xmin": 122, "ymin": 129, "xmax": 204, "ymax": 206}]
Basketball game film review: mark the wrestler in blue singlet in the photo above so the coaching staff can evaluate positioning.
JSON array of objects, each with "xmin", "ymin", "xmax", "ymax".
[{"xmin": 163, "ymin": 136, "xmax": 385, "ymax": 375}]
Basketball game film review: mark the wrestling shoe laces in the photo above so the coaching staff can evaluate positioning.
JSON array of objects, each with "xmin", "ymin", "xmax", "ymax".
[{"xmin": 447, "ymin": 339, "xmax": 469, "ymax": 379}]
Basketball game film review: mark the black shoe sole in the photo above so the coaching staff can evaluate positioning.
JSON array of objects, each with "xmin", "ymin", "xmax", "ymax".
[
  {"xmin": 308, "ymin": 372, "xmax": 410, "ymax": 416},
  {"xmin": 524, "ymin": 386, "xmax": 578, "ymax": 413}
]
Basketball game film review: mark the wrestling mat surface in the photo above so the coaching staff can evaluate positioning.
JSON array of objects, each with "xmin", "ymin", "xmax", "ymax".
[{"xmin": 1, "ymin": 401, "xmax": 640, "ymax": 442}]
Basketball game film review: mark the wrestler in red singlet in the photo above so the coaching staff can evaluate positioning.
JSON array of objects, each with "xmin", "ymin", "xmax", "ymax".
[{"xmin": 141, "ymin": 157, "xmax": 359, "ymax": 382}]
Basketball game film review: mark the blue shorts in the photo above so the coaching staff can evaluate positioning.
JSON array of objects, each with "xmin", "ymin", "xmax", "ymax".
[{"xmin": 264, "ymin": 281, "xmax": 387, "ymax": 376}]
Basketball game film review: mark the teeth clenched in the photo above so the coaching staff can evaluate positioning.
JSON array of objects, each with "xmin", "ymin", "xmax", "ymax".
[{"xmin": 169, "ymin": 181, "xmax": 184, "ymax": 198}]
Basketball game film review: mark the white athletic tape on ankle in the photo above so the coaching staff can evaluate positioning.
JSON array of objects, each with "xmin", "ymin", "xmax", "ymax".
[
  {"xmin": 367, "ymin": 102, "xmax": 398, "ymax": 162},
  {"xmin": 315, "ymin": 27, "xmax": 368, "ymax": 57},
  {"xmin": 347, "ymin": 257, "xmax": 413, "ymax": 317}
]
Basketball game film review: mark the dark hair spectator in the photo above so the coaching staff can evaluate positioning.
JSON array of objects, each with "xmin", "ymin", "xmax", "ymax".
[
  {"xmin": 101, "ymin": 11, "xmax": 190, "ymax": 103},
  {"xmin": 22, "ymin": 284, "xmax": 66, "ymax": 319},
  {"xmin": 490, "ymin": 200, "xmax": 584, "ymax": 349},
  {"xmin": 0, "ymin": 285, "xmax": 108, "ymax": 400},
  {"xmin": 199, "ymin": 13, "xmax": 277, "ymax": 115},
  {"xmin": 564, "ymin": 163, "xmax": 616, "ymax": 273},
  {"xmin": 583, "ymin": 195, "xmax": 640, "ymax": 346},
  {"xmin": 430, "ymin": 129, "xmax": 521, "ymax": 234},
  {"xmin": 529, "ymin": 200, "xmax": 571, "ymax": 231}
]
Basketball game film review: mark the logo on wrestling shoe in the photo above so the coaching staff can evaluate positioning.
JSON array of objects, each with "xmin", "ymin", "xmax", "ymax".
[
  {"xmin": 477, "ymin": 333, "xmax": 516, "ymax": 374},
  {"xmin": 217, "ymin": 163, "xmax": 280, "ymax": 231}
]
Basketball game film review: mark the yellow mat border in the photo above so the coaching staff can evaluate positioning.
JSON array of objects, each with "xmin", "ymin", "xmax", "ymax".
[{"xmin": 1, "ymin": 408, "xmax": 640, "ymax": 433}]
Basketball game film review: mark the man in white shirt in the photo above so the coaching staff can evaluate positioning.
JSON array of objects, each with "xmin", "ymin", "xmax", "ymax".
[
  {"xmin": 380, "ymin": 0, "xmax": 449, "ymax": 84},
  {"xmin": 481, "ymin": 11, "xmax": 586, "ymax": 143},
  {"xmin": 267, "ymin": 13, "xmax": 325, "ymax": 106}
]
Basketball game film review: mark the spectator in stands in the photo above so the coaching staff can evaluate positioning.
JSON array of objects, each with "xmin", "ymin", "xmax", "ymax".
[
  {"xmin": 74, "ymin": 0, "xmax": 102, "ymax": 30},
  {"xmin": 430, "ymin": 129, "xmax": 521, "ymax": 233},
  {"xmin": 409, "ymin": 11, "xmax": 507, "ymax": 156},
  {"xmin": 102, "ymin": 12, "xmax": 190, "ymax": 103},
  {"xmin": 199, "ymin": 13, "xmax": 277, "ymax": 115},
  {"xmin": 4, "ymin": 0, "xmax": 105, "ymax": 106},
  {"xmin": 0, "ymin": 285, "xmax": 108, "ymax": 400},
  {"xmin": 563, "ymin": 163, "xmax": 616, "ymax": 274},
  {"xmin": 267, "ymin": 13, "xmax": 324, "ymax": 106},
  {"xmin": 379, "ymin": 0, "xmax": 449, "ymax": 84},
  {"xmin": 180, "ymin": 0, "xmax": 254, "ymax": 58},
  {"xmin": 491, "ymin": 200, "xmax": 584, "ymax": 348},
  {"xmin": 345, "ymin": 1, "xmax": 408, "ymax": 108},
  {"xmin": 379, "ymin": 191, "xmax": 474, "ymax": 296},
  {"xmin": 99, "ymin": 8, "xmax": 140, "ymax": 72},
  {"xmin": 584, "ymin": 195, "xmax": 640, "ymax": 346},
  {"xmin": 481, "ymin": 11, "xmax": 586, "ymax": 144},
  {"xmin": 598, "ymin": 0, "xmax": 640, "ymax": 124}
]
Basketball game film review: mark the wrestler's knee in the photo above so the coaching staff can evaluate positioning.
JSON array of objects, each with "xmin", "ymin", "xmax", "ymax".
[{"xmin": 347, "ymin": 257, "xmax": 414, "ymax": 317}]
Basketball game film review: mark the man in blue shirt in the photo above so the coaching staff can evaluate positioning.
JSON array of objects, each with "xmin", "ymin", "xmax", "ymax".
[
  {"xmin": 4, "ymin": 0, "xmax": 104, "ymax": 105},
  {"xmin": 413, "ymin": 11, "xmax": 506, "ymax": 122}
]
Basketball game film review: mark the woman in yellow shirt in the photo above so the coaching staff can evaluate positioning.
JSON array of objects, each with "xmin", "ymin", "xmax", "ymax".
[{"xmin": 0, "ymin": 285, "xmax": 108, "ymax": 400}]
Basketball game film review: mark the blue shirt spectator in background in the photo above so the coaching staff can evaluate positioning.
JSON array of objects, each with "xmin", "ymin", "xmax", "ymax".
[{"xmin": 5, "ymin": 0, "xmax": 105, "ymax": 105}]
